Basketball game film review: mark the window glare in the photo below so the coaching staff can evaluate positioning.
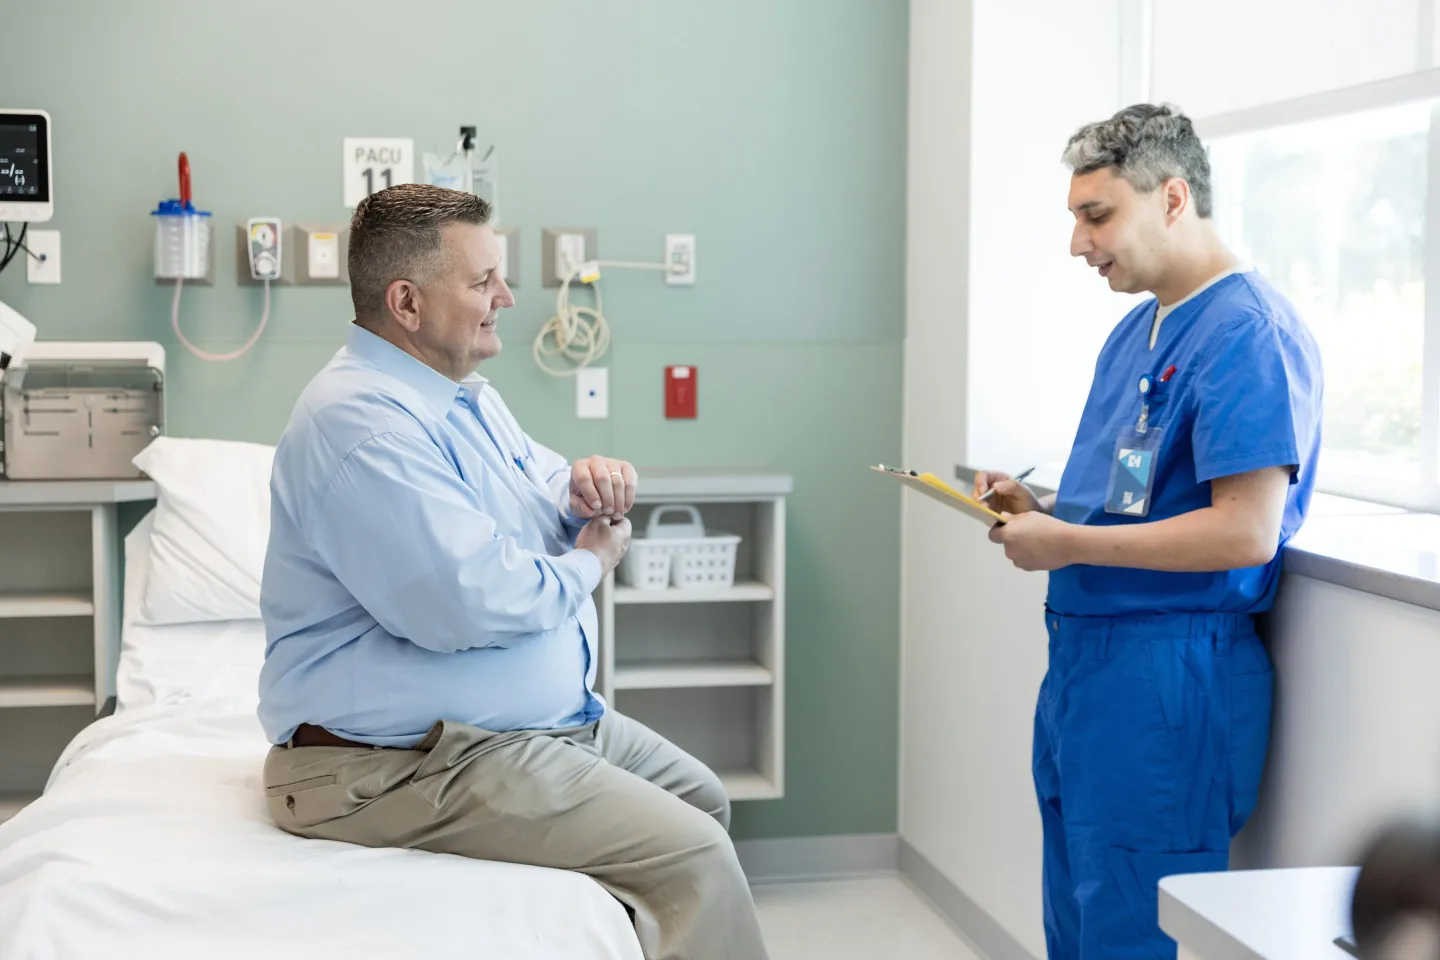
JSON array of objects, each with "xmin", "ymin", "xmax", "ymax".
[{"xmin": 1210, "ymin": 105, "xmax": 1429, "ymax": 484}]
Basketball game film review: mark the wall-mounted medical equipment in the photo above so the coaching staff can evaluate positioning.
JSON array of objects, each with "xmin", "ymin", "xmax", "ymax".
[
  {"xmin": 0, "ymin": 109, "xmax": 52, "ymax": 223},
  {"xmin": 152, "ymin": 153, "xmax": 213, "ymax": 282},
  {"xmin": 0, "ymin": 301, "xmax": 36, "ymax": 378},
  {"xmin": 423, "ymin": 126, "xmax": 498, "ymax": 215},
  {"xmin": 152, "ymin": 153, "xmax": 272, "ymax": 362},
  {"xmin": 533, "ymin": 230, "xmax": 697, "ymax": 379},
  {"xmin": 245, "ymin": 218, "xmax": 282, "ymax": 281},
  {"xmin": 0, "ymin": 110, "xmax": 52, "ymax": 383},
  {"xmin": 0, "ymin": 341, "xmax": 165, "ymax": 480}
]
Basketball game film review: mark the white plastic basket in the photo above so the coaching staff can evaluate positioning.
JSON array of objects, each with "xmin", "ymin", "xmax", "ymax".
[
  {"xmin": 669, "ymin": 533, "xmax": 741, "ymax": 588},
  {"xmin": 623, "ymin": 504, "xmax": 740, "ymax": 590},
  {"xmin": 617, "ymin": 538, "xmax": 674, "ymax": 590}
]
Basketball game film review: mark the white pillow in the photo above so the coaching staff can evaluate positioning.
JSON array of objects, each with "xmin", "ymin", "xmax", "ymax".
[
  {"xmin": 116, "ymin": 509, "xmax": 266, "ymax": 711},
  {"xmin": 131, "ymin": 437, "xmax": 275, "ymax": 625}
]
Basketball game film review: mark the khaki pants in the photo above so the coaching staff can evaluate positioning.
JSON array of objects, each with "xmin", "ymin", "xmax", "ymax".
[{"xmin": 264, "ymin": 710, "xmax": 769, "ymax": 960}]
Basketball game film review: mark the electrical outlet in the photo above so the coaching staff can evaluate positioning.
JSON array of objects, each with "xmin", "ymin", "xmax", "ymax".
[
  {"xmin": 557, "ymin": 233, "xmax": 585, "ymax": 281},
  {"xmin": 665, "ymin": 234, "xmax": 696, "ymax": 285},
  {"xmin": 541, "ymin": 228, "xmax": 597, "ymax": 287},
  {"xmin": 25, "ymin": 230, "xmax": 60, "ymax": 284},
  {"xmin": 577, "ymin": 366, "xmax": 609, "ymax": 419}
]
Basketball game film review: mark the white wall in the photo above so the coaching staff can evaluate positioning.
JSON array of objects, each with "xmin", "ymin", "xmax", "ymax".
[
  {"xmin": 1234, "ymin": 576, "xmax": 1440, "ymax": 869},
  {"xmin": 1152, "ymin": 0, "xmax": 1427, "ymax": 118},
  {"xmin": 902, "ymin": 3, "xmax": 1126, "ymax": 957},
  {"xmin": 964, "ymin": 5, "xmax": 1139, "ymax": 473},
  {"xmin": 903, "ymin": 0, "xmax": 972, "ymax": 478},
  {"xmin": 899, "ymin": 525, "xmax": 1051, "ymax": 957}
]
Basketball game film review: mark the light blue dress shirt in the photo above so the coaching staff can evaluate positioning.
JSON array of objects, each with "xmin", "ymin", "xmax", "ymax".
[{"xmin": 257, "ymin": 323, "xmax": 605, "ymax": 748}]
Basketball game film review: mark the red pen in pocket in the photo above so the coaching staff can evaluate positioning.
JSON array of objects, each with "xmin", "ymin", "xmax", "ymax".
[{"xmin": 1160, "ymin": 365, "xmax": 1178, "ymax": 383}]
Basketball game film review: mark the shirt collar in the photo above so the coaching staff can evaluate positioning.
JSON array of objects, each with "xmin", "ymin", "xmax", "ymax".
[{"xmin": 344, "ymin": 323, "xmax": 488, "ymax": 416}]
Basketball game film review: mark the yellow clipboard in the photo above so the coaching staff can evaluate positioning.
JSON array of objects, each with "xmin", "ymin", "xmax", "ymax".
[{"xmin": 870, "ymin": 465, "xmax": 1006, "ymax": 526}]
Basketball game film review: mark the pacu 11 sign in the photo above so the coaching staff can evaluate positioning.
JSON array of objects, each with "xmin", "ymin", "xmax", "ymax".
[{"xmin": 342, "ymin": 138, "xmax": 415, "ymax": 208}]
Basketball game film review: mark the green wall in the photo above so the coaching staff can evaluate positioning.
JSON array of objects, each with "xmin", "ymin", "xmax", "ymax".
[{"xmin": 2, "ymin": 0, "xmax": 907, "ymax": 839}]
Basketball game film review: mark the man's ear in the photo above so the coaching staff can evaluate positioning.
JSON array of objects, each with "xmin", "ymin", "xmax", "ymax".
[
  {"xmin": 1162, "ymin": 177, "xmax": 1192, "ymax": 225},
  {"xmin": 384, "ymin": 279, "xmax": 423, "ymax": 334}
]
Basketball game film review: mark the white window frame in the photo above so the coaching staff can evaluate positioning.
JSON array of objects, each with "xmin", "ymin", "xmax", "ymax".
[{"xmin": 1193, "ymin": 70, "xmax": 1440, "ymax": 514}]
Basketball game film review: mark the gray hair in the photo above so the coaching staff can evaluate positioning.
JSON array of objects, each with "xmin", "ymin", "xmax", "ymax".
[{"xmin": 1062, "ymin": 103, "xmax": 1213, "ymax": 219}]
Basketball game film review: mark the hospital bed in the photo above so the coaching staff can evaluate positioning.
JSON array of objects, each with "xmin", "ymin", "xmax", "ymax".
[{"xmin": 0, "ymin": 439, "xmax": 644, "ymax": 960}]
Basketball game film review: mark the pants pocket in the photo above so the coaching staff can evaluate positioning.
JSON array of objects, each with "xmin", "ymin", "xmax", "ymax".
[
  {"xmin": 1227, "ymin": 669, "xmax": 1274, "ymax": 836},
  {"xmin": 1098, "ymin": 847, "xmax": 1228, "ymax": 960},
  {"xmin": 264, "ymin": 774, "xmax": 337, "ymax": 797}
]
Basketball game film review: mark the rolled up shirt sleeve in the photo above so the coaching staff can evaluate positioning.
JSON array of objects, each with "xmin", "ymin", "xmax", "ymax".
[{"xmin": 309, "ymin": 430, "xmax": 602, "ymax": 654}]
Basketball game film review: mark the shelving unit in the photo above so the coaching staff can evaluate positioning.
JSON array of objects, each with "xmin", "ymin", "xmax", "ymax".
[
  {"xmin": 596, "ymin": 469, "xmax": 791, "ymax": 803},
  {"xmin": 0, "ymin": 592, "xmax": 97, "ymax": 619},
  {"xmin": 0, "ymin": 480, "xmax": 156, "ymax": 824}
]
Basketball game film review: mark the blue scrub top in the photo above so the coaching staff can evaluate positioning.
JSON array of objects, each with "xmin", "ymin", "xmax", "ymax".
[{"xmin": 1048, "ymin": 270, "xmax": 1323, "ymax": 618}]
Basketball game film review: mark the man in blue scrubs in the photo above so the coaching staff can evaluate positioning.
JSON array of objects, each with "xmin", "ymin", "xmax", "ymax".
[{"xmin": 975, "ymin": 104, "xmax": 1323, "ymax": 959}]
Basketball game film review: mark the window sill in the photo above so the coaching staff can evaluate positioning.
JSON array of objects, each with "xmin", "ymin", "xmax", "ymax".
[
  {"xmin": 1283, "ymin": 494, "xmax": 1440, "ymax": 613},
  {"xmin": 951, "ymin": 465, "xmax": 1440, "ymax": 614}
]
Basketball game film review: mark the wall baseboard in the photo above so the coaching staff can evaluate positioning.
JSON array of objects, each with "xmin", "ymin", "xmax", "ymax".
[
  {"xmin": 735, "ymin": 832, "xmax": 900, "ymax": 885},
  {"xmin": 899, "ymin": 840, "xmax": 1041, "ymax": 960}
]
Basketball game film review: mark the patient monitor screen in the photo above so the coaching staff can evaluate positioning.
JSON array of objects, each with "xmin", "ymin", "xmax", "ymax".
[{"xmin": 0, "ymin": 116, "xmax": 48, "ymax": 200}]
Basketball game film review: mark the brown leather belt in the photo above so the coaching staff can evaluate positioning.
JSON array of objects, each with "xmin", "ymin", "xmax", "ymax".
[{"xmin": 289, "ymin": 723, "xmax": 374, "ymax": 749}]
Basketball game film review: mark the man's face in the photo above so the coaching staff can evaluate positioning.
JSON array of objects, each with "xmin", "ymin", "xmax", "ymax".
[
  {"xmin": 414, "ymin": 223, "xmax": 515, "ymax": 378},
  {"xmin": 1067, "ymin": 167, "xmax": 1169, "ymax": 295}
]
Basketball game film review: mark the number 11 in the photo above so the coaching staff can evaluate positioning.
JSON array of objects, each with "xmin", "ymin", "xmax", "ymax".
[{"xmin": 362, "ymin": 168, "xmax": 393, "ymax": 195}]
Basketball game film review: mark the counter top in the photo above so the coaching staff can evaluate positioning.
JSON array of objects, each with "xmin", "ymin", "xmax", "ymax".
[
  {"xmin": 1159, "ymin": 867, "xmax": 1356, "ymax": 960},
  {"xmin": 0, "ymin": 479, "xmax": 157, "ymax": 507}
]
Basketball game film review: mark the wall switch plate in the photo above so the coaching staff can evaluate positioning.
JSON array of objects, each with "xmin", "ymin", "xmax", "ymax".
[
  {"xmin": 664, "ymin": 234, "xmax": 696, "ymax": 285},
  {"xmin": 25, "ymin": 230, "xmax": 60, "ymax": 284},
  {"xmin": 541, "ymin": 227, "xmax": 597, "ymax": 287},
  {"xmin": 577, "ymin": 366, "xmax": 609, "ymax": 419},
  {"xmin": 665, "ymin": 365, "xmax": 697, "ymax": 418}
]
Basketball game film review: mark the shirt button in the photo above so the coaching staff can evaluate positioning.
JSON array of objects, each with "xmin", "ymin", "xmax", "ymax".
[{"xmin": 1051, "ymin": 620, "xmax": 1059, "ymax": 630}]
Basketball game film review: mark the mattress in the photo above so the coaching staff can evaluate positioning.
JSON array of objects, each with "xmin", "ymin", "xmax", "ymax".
[{"xmin": 0, "ymin": 513, "xmax": 643, "ymax": 960}]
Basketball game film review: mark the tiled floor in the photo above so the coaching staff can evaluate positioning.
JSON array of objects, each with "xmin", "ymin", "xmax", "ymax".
[{"xmin": 753, "ymin": 876, "xmax": 984, "ymax": 960}]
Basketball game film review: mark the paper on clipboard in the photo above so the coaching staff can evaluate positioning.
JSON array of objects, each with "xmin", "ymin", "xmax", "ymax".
[{"xmin": 870, "ymin": 465, "xmax": 1007, "ymax": 526}]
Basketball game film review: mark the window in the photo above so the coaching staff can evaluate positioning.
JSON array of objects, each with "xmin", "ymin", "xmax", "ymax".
[{"xmin": 1208, "ymin": 103, "xmax": 1439, "ymax": 509}]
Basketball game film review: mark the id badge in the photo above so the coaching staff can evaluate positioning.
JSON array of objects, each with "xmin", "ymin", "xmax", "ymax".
[{"xmin": 1105, "ymin": 426, "xmax": 1163, "ymax": 517}]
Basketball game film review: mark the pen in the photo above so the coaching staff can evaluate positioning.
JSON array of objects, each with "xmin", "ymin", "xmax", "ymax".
[{"xmin": 978, "ymin": 467, "xmax": 1035, "ymax": 502}]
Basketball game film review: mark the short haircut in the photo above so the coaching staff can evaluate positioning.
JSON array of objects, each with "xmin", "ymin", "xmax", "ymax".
[
  {"xmin": 1062, "ymin": 103, "xmax": 1213, "ymax": 218},
  {"xmin": 347, "ymin": 183, "xmax": 492, "ymax": 322}
]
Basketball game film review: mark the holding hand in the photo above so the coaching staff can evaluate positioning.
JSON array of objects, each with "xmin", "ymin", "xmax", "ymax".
[
  {"xmin": 571, "ymin": 456, "xmax": 638, "ymax": 520},
  {"xmin": 576, "ymin": 515, "xmax": 633, "ymax": 576},
  {"xmin": 988, "ymin": 511, "xmax": 1076, "ymax": 572},
  {"xmin": 973, "ymin": 470, "xmax": 1044, "ymax": 516}
]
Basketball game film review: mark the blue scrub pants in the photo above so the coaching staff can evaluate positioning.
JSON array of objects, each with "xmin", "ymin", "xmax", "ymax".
[{"xmin": 1034, "ymin": 611, "xmax": 1273, "ymax": 959}]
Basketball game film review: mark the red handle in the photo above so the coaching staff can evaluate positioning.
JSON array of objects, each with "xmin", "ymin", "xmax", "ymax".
[{"xmin": 178, "ymin": 152, "xmax": 191, "ymax": 207}]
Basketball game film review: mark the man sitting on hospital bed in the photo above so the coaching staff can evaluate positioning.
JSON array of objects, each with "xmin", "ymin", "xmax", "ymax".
[{"xmin": 256, "ymin": 183, "xmax": 768, "ymax": 960}]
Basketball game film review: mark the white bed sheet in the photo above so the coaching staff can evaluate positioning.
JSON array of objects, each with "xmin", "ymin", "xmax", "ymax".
[{"xmin": 0, "ymin": 515, "xmax": 644, "ymax": 960}]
